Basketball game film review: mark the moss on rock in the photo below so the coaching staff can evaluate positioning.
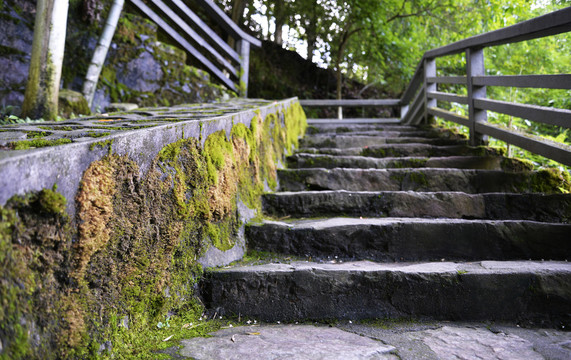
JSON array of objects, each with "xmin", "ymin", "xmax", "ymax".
[
  {"xmin": 58, "ymin": 89, "xmax": 91, "ymax": 118},
  {"xmin": 0, "ymin": 102, "xmax": 308, "ymax": 358}
]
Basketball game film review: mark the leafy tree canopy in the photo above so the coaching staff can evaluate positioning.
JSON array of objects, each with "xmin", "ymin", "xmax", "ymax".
[{"xmin": 220, "ymin": 0, "xmax": 570, "ymax": 96}]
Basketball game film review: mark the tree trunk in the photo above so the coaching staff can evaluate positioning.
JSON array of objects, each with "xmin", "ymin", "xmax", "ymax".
[
  {"xmin": 21, "ymin": 0, "xmax": 69, "ymax": 120},
  {"xmin": 82, "ymin": 0, "xmax": 124, "ymax": 108},
  {"xmin": 274, "ymin": 0, "xmax": 284, "ymax": 45},
  {"xmin": 275, "ymin": 21, "xmax": 283, "ymax": 45},
  {"xmin": 305, "ymin": 2, "xmax": 317, "ymax": 61},
  {"xmin": 306, "ymin": 31, "xmax": 316, "ymax": 61}
]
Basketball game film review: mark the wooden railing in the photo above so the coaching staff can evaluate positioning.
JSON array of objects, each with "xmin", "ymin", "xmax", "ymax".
[
  {"xmin": 128, "ymin": 0, "xmax": 261, "ymax": 96},
  {"xmin": 400, "ymin": 7, "xmax": 571, "ymax": 166},
  {"xmin": 301, "ymin": 7, "xmax": 571, "ymax": 166},
  {"xmin": 298, "ymin": 99, "xmax": 401, "ymax": 123}
]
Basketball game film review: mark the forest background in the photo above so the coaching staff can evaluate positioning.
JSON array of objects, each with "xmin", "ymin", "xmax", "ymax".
[{"xmin": 223, "ymin": 0, "xmax": 571, "ymax": 169}]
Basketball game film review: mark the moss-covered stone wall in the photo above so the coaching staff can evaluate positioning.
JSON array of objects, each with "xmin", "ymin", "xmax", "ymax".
[{"xmin": 0, "ymin": 100, "xmax": 307, "ymax": 358}]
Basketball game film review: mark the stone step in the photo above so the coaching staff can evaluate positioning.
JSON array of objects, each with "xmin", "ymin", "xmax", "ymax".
[
  {"xmin": 300, "ymin": 144, "xmax": 505, "ymax": 158},
  {"xmin": 307, "ymin": 129, "xmax": 464, "ymax": 139},
  {"xmin": 300, "ymin": 135, "xmax": 467, "ymax": 148},
  {"xmin": 307, "ymin": 118, "xmax": 401, "ymax": 124},
  {"xmin": 277, "ymin": 168, "xmax": 566, "ymax": 193},
  {"xmin": 262, "ymin": 191, "xmax": 571, "ymax": 222},
  {"xmin": 246, "ymin": 217, "xmax": 571, "ymax": 262},
  {"xmin": 202, "ymin": 260, "xmax": 571, "ymax": 325},
  {"xmin": 287, "ymin": 154, "xmax": 532, "ymax": 171},
  {"xmin": 306, "ymin": 124, "xmax": 420, "ymax": 134}
]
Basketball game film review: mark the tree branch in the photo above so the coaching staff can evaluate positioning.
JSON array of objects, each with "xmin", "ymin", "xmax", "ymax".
[{"xmin": 386, "ymin": 1, "xmax": 447, "ymax": 23}]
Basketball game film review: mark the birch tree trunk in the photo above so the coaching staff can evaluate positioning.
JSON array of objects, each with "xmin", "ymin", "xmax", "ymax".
[
  {"xmin": 21, "ymin": 0, "xmax": 69, "ymax": 120},
  {"xmin": 82, "ymin": 0, "xmax": 125, "ymax": 108}
]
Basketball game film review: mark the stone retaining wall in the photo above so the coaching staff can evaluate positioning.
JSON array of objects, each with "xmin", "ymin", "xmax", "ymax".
[{"xmin": 0, "ymin": 98, "xmax": 306, "ymax": 358}]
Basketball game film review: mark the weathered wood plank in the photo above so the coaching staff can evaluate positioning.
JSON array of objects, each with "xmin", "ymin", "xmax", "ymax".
[
  {"xmin": 475, "ymin": 121, "xmax": 571, "ymax": 167},
  {"xmin": 193, "ymin": 0, "xmax": 261, "ymax": 47},
  {"xmin": 474, "ymin": 98, "xmax": 571, "ymax": 129},
  {"xmin": 428, "ymin": 107, "xmax": 471, "ymax": 127},
  {"xmin": 307, "ymin": 118, "xmax": 401, "ymax": 124},
  {"xmin": 402, "ymin": 85, "xmax": 424, "ymax": 125},
  {"xmin": 427, "ymin": 76, "xmax": 467, "ymax": 85},
  {"xmin": 151, "ymin": 0, "xmax": 237, "ymax": 75},
  {"xmin": 401, "ymin": 64, "xmax": 423, "ymax": 104},
  {"xmin": 167, "ymin": 0, "xmax": 240, "ymax": 61},
  {"xmin": 299, "ymin": 99, "xmax": 400, "ymax": 107},
  {"xmin": 426, "ymin": 7, "xmax": 571, "ymax": 58},
  {"xmin": 427, "ymin": 91, "xmax": 468, "ymax": 104},
  {"xmin": 238, "ymin": 40, "xmax": 250, "ymax": 97},
  {"xmin": 473, "ymin": 74, "xmax": 571, "ymax": 89},
  {"xmin": 129, "ymin": 0, "xmax": 236, "ymax": 91}
]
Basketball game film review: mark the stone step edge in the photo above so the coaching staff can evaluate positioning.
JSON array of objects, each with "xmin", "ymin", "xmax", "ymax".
[
  {"xmin": 276, "ymin": 167, "xmax": 568, "ymax": 194},
  {"xmin": 262, "ymin": 190, "xmax": 571, "ymax": 220},
  {"xmin": 287, "ymin": 154, "xmax": 531, "ymax": 171},
  {"xmin": 202, "ymin": 260, "xmax": 571, "ymax": 324},
  {"xmin": 246, "ymin": 217, "xmax": 570, "ymax": 262},
  {"xmin": 307, "ymin": 118, "xmax": 401, "ymax": 124}
]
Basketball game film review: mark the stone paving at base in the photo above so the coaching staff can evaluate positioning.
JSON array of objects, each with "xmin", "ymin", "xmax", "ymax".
[{"xmin": 169, "ymin": 322, "xmax": 571, "ymax": 360}]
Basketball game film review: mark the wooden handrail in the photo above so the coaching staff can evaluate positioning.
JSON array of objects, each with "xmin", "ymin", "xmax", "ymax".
[
  {"xmin": 399, "ymin": 7, "xmax": 571, "ymax": 166},
  {"xmin": 128, "ymin": 0, "xmax": 261, "ymax": 96},
  {"xmin": 193, "ymin": 0, "xmax": 261, "ymax": 47}
]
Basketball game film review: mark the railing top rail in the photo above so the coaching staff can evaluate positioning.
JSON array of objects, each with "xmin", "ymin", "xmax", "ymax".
[
  {"xmin": 167, "ymin": 0, "xmax": 240, "ymax": 61},
  {"xmin": 299, "ymin": 99, "xmax": 400, "ymax": 107},
  {"xmin": 425, "ymin": 7, "xmax": 571, "ymax": 59},
  {"xmin": 401, "ymin": 7, "xmax": 571, "ymax": 104},
  {"xmin": 194, "ymin": 0, "xmax": 262, "ymax": 47}
]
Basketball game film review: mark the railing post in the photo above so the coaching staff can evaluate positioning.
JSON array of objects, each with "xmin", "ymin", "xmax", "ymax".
[
  {"xmin": 423, "ymin": 58, "xmax": 436, "ymax": 123},
  {"xmin": 466, "ymin": 47, "xmax": 487, "ymax": 145},
  {"xmin": 400, "ymin": 104, "xmax": 409, "ymax": 120},
  {"xmin": 238, "ymin": 39, "xmax": 250, "ymax": 97}
]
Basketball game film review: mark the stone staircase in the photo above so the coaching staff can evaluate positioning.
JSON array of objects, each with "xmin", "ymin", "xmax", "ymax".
[{"xmin": 202, "ymin": 121, "xmax": 571, "ymax": 328}]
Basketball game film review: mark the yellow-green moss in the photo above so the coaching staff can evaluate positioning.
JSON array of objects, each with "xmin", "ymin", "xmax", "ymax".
[
  {"xmin": 0, "ymin": 101, "xmax": 308, "ymax": 358},
  {"xmin": 0, "ymin": 187, "xmax": 76, "ymax": 359},
  {"xmin": 11, "ymin": 138, "xmax": 72, "ymax": 150},
  {"xmin": 0, "ymin": 207, "xmax": 33, "ymax": 360},
  {"xmin": 38, "ymin": 185, "xmax": 67, "ymax": 215},
  {"xmin": 530, "ymin": 168, "xmax": 571, "ymax": 193}
]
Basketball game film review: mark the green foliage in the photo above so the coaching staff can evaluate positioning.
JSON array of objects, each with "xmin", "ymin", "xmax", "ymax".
[{"xmin": 238, "ymin": 0, "xmax": 570, "ymax": 99}]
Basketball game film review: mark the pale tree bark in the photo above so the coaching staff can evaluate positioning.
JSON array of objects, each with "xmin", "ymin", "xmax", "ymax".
[
  {"xmin": 21, "ymin": 0, "xmax": 69, "ymax": 120},
  {"xmin": 82, "ymin": 0, "xmax": 125, "ymax": 108},
  {"xmin": 273, "ymin": 0, "xmax": 285, "ymax": 45}
]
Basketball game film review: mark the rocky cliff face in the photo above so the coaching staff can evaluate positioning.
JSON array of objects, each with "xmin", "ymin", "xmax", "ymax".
[{"xmin": 0, "ymin": 0, "xmax": 233, "ymax": 116}]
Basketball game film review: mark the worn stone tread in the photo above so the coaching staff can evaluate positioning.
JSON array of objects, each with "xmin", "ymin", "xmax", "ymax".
[
  {"xmin": 262, "ymin": 190, "xmax": 571, "ymax": 221},
  {"xmin": 175, "ymin": 322, "xmax": 571, "ymax": 360},
  {"xmin": 277, "ymin": 168, "xmax": 564, "ymax": 193},
  {"xmin": 287, "ymin": 154, "xmax": 530, "ymax": 171},
  {"xmin": 178, "ymin": 325, "xmax": 398, "ymax": 360},
  {"xmin": 306, "ymin": 130, "xmax": 463, "ymax": 139},
  {"xmin": 202, "ymin": 260, "xmax": 571, "ymax": 324},
  {"xmin": 306, "ymin": 124, "xmax": 420, "ymax": 133},
  {"xmin": 300, "ymin": 135, "xmax": 467, "ymax": 148},
  {"xmin": 300, "ymin": 144, "xmax": 504, "ymax": 158},
  {"xmin": 246, "ymin": 217, "xmax": 571, "ymax": 261}
]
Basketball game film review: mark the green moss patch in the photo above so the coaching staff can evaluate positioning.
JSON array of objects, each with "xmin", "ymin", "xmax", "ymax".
[
  {"xmin": 0, "ymin": 102, "xmax": 308, "ymax": 358},
  {"xmin": 11, "ymin": 138, "xmax": 72, "ymax": 150}
]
